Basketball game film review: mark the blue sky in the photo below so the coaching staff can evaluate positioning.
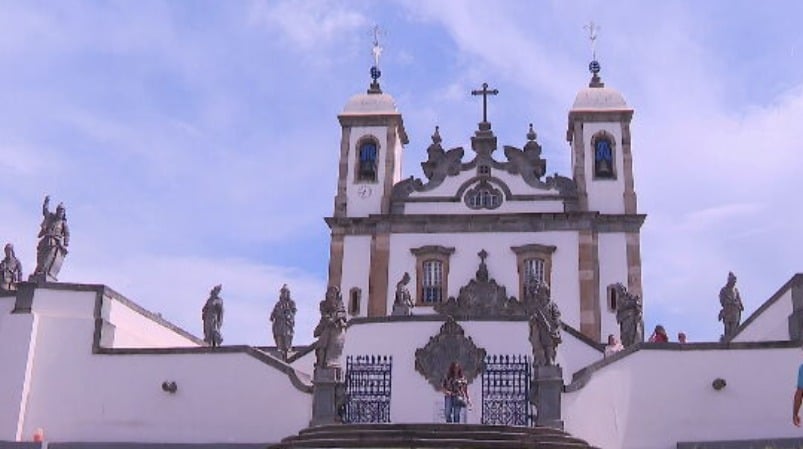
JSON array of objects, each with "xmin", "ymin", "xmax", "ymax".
[{"xmin": 1, "ymin": 0, "xmax": 802, "ymax": 345}]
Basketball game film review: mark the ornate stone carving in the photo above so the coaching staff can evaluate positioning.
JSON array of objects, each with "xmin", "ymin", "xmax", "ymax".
[
  {"xmin": 614, "ymin": 282, "xmax": 643, "ymax": 348},
  {"xmin": 270, "ymin": 284, "xmax": 297, "ymax": 360},
  {"xmin": 719, "ymin": 271, "xmax": 744, "ymax": 340},
  {"xmin": 503, "ymin": 124, "xmax": 546, "ymax": 183},
  {"xmin": 30, "ymin": 195, "xmax": 69, "ymax": 283},
  {"xmin": 421, "ymin": 126, "xmax": 464, "ymax": 182},
  {"xmin": 314, "ymin": 286, "xmax": 348, "ymax": 368},
  {"xmin": 434, "ymin": 250, "xmax": 526, "ymax": 319},
  {"xmin": 202, "ymin": 284, "xmax": 224, "ymax": 347},
  {"xmin": 0, "ymin": 243, "xmax": 23, "ymax": 291},
  {"xmin": 414, "ymin": 316, "xmax": 487, "ymax": 391}
]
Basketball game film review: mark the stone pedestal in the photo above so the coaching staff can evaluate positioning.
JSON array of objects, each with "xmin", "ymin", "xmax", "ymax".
[
  {"xmin": 532, "ymin": 364, "xmax": 564, "ymax": 430},
  {"xmin": 310, "ymin": 367, "xmax": 344, "ymax": 427}
]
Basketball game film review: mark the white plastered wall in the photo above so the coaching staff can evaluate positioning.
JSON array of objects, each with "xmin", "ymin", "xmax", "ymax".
[
  {"xmin": 0, "ymin": 296, "xmax": 37, "ymax": 441},
  {"xmin": 597, "ymin": 233, "xmax": 629, "ymax": 341},
  {"xmin": 583, "ymin": 122, "xmax": 625, "ymax": 214},
  {"xmin": 732, "ymin": 289, "xmax": 793, "ymax": 342},
  {"xmin": 387, "ymin": 232, "xmax": 581, "ymax": 329},
  {"xmin": 344, "ymin": 320, "xmax": 601, "ymax": 423},
  {"xmin": 9, "ymin": 287, "xmax": 311, "ymax": 444},
  {"xmin": 341, "ymin": 235, "xmax": 372, "ymax": 318},
  {"xmin": 564, "ymin": 346, "xmax": 802, "ymax": 449},
  {"xmin": 106, "ymin": 297, "xmax": 200, "ymax": 348},
  {"xmin": 347, "ymin": 125, "xmax": 389, "ymax": 217}
]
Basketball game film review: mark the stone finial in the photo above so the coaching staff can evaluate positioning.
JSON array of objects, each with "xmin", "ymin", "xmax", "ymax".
[
  {"xmin": 527, "ymin": 123, "xmax": 537, "ymax": 142},
  {"xmin": 431, "ymin": 126, "xmax": 442, "ymax": 145}
]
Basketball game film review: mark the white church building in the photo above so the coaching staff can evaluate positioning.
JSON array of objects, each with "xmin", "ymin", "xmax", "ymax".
[{"xmin": 1, "ymin": 53, "xmax": 802, "ymax": 449}]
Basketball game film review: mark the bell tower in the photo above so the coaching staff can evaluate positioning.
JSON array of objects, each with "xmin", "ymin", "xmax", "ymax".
[
  {"xmin": 566, "ymin": 23, "xmax": 643, "ymax": 342},
  {"xmin": 327, "ymin": 31, "xmax": 408, "ymax": 317}
]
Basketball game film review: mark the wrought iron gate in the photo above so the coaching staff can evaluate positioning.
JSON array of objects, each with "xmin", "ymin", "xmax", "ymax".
[
  {"xmin": 481, "ymin": 354, "xmax": 532, "ymax": 426},
  {"xmin": 343, "ymin": 355, "xmax": 392, "ymax": 423}
]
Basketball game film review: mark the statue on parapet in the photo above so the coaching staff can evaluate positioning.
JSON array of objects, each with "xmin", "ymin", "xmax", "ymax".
[
  {"xmin": 392, "ymin": 272, "xmax": 414, "ymax": 316},
  {"xmin": 527, "ymin": 279, "xmax": 562, "ymax": 366},
  {"xmin": 202, "ymin": 284, "xmax": 224, "ymax": 347},
  {"xmin": 614, "ymin": 283, "xmax": 643, "ymax": 348},
  {"xmin": 0, "ymin": 243, "xmax": 23, "ymax": 291},
  {"xmin": 718, "ymin": 271, "xmax": 744, "ymax": 340},
  {"xmin": 271, "ymin": 284, "xmax": 297, "ymax": 360},
  {"xmin": 30, "ymin": 195, "xmax": 69, "ymax": 283},
  {"xmin": 313, "ymin": 286, "xmax": 348, "ymax": 369}
]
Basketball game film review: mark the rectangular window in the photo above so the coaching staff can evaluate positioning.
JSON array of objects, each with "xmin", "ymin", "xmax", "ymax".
[
  {"xmin": 524, "ymin": 258, "xmax": 545, "ymax": 284},
  {"xmin": 422, "ymin": 260, "xmax": 443, "ymax": 303}
]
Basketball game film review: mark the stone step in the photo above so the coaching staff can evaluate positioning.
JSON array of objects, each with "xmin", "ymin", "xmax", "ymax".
[
  {"xmin": 286, "ymin": 430, "xmax": 585, "ymax": 445},
  {"xmin": 298, "ymin": 423, "xmax": 565, "ymax": 437},
  {"xmin": 272, "ymin": 436, "xmax": 593, "ymax": 449}
]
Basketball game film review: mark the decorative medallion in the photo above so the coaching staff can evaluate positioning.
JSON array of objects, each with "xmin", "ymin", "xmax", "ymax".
[
  {"xmin": 434, "ymin": 250, "xmax": 528, "ymax": 319},
  {"xmin": 414, "ymin": 316, "xmax": 487, "ymax": 391}
]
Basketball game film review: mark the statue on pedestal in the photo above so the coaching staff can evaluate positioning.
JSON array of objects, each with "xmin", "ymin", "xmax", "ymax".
[
  {"xmin": 0, "ymin": 243, "xmax": 23, "ymax": 291},
  {"xmin": 527, "ymin": 279, "xmax": 561, "ymax": 366},
  {"xmin": 31, "ymin": 195, "xmax": 69, "ymax": 282},
  {"xmin": 270, "ymin": 284, "xmax": 297, "ymax": 360},
  {"xmin": 392, "ymin": 272, "xmax": 414, "ymax": 316},
  {"xmin": 202, "ymin": 284, "xmax": 224, "ymax": 347},
  {"xmin": 614, "ymin": 283, "xmax": 644, "ymax": 348},
  {"xmin": 719, "ymin": 271, "xmax": 744, "ymax": 340},
  {"xmin": 313, "ymin": 286, "xmax": 348, "ymax": 369}
]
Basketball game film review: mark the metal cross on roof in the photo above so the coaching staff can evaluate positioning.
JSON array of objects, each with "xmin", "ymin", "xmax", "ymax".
[{"xmin": 471, "ymin": 82, "xmax": 499, "ymax": 123}]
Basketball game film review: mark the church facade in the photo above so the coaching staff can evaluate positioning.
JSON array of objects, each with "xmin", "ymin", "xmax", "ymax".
[{"xmin": 1, "ymin": 60, "xmax": 803, "ymax": 449}]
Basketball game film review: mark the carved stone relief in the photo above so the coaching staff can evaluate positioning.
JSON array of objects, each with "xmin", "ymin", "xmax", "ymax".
[{"xmin": 414, "ymin": 316, "xmax": 487, "ymax": 391}]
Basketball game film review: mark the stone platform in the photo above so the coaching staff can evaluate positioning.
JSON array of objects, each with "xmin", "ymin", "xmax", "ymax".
[{"xmin": 269, "ymin": 423, "xmax": 599, "ymax": 449}]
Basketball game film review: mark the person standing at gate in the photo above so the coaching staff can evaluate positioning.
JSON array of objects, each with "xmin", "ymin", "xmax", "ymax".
[{"xmin": 442, "ymin": 361, "xmax": 471, "ymax": 423}]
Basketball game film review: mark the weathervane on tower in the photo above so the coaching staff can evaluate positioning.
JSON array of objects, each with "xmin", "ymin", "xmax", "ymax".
[
  {"xmin": 368, "ymin": 25, "xmax": 384, "ymax": 94},
  {"xmin": 583, "ymin": 21, "xmax": 604, "ymax": 87}
]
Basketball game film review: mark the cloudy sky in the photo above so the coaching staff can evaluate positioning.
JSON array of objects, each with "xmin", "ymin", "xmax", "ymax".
[{"xmin": 1, "ymin": 0, "xmax": 801, "ymax": 345}]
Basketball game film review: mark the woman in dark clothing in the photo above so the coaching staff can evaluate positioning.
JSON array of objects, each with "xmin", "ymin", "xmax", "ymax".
[{"xmin": 442, "ymin": 361, "xmax": 471, "ymax": 423}]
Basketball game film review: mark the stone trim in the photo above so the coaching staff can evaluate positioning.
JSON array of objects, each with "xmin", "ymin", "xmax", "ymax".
[
  {"xmin": 728, "ymin": 273, "xmax": 803, "ymax": 342},
  {"xmin": 325, "ymin": 212, "xmax": 646, "ymax": 235},
  {"xmin": 577, "ymin": 230, "xmax": 601, "ymax": 342},
  {"xmin": 621, "ymin": 122, "xmax": 638, "ymax": 214},
  {"xmin": 567, "ymin": 122, "xmax": 588, "ymax": 211},
  {"xmin": 625, "ymin": 231, "xmax": 643, "ymax": 300},
  {"xmin": 380, "ymin": 126, "xmax": 397, "ymax": 214},
  {"xmin": 327, "ymin": 232, "xmax": 344, "ymax": 288},
  {"xmin": 337, "ymin": 114, "xmax": 409, "ymax": 145},
  {"xmin": 511, "ymin": 244, "xmax": 557, "ymax": 300},
  {"xmin": 567, "ymin": 110, "xmax": 634, "ymax": 125},
  {"xmin": 410, "ymin": 245, "xmax": 454, "ymax": 306},
  {"xmin": 367, "ymin": 233, "xmax": 390, "ymax": 317},
  {"xmin": 334, "ymin": 126, "xmax": 351, "ymax": 217}
]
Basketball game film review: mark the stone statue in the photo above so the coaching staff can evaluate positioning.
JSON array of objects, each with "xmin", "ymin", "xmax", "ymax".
[
  {"xmin": 0, "ymin": 243, "xmax": 23, "ymax": 291},
  {"xmin": 718, "ymin": 272, "xmax": 744, "ymax": 340},
  {"xmin": 392, "ymin": 272, "xmax": 414, "ymax": 316},
  {"xmin": 270, "ymin": 284, "xmax": 297, "ymax": 360},
  {"xmin": 202, "ymin": 284, "xmax": 224, "ymax": 347},
  {"xmin": 31, "ymin": 195, "xmax": 70, "ymax": 282},
  {"xmin": 527, "ymin": 279, "xmax": 561, "ymax": 366},
  {"xmin": 614, "ymin": 283, "xmax": 644, "ymax": 347},
  {"xmin": 313, "ymin": 286, "xmax": 348, "ymax": 369}
]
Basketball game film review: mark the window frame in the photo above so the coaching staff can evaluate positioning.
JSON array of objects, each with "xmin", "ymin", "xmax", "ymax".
[
  {"xmin": 511, "ymin": 244, "xmax": 557, "ymax": 301},
  {"xmin": 354, "ymin": 136, "xmax": 380, "ymax": 183},
  {"xmin": 410, "ymin": 245, "xmax": 455, "ymax": 306},
  {"xmin": 591, "ymin": 131, "xmax": 617, "ymax": 180}
]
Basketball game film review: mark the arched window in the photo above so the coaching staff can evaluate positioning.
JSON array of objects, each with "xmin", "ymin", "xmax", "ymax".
[
  {"xmin": 464, "ymin": 180, "xmax": 503, "ymax": 210},
  {"xmin": 592, "ymin": 133, "xmax": 616, "ymax": 179},
  {"xmin": 422, "ymin": 260, "xmax": 443, "ymax": 303},
  {"xmin": 357, "ymin": 141, "xmax": 378, "ymax": 182}
]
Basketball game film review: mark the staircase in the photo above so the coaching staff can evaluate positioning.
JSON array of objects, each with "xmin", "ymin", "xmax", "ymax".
[{"xmin": 270, "ymin": 423, "xmax": 599, "ymax": 449}]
